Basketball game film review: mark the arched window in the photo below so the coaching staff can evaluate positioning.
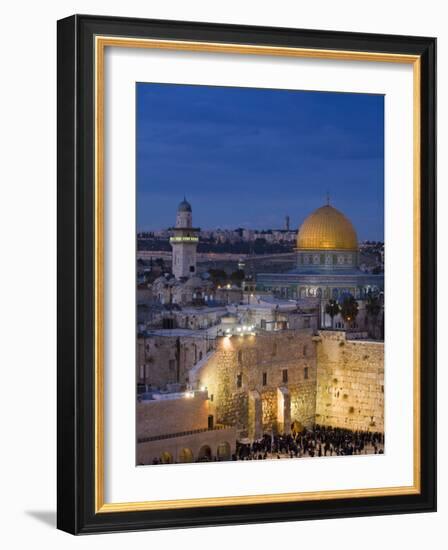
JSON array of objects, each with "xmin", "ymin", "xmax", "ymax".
[
  {"xmin": 179, "ymin": 448, "xmax": 193, "ymax": 463},
  {"xmin": 303, "ymin": 344, "xmax": 308, "ymax": 357},
  {"xmin": 198, "ymin": 445, "xmax": 212, "ymax": 461},
  {"xmin": 160, "ymin": 451, "xmax": 173, "ymax": 464},
  {"xmin": 237, "ymin": 350, "xmax": 243, "ymax": 364}
]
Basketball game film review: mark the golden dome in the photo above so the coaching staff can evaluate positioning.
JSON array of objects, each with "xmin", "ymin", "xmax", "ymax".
[{"xmin": 297, "ymin": 204, "xmax": 358, "ymax": 250}]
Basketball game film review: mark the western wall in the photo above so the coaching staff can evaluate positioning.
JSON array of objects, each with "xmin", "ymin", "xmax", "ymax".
[
  {"xmin": 314, "ymin": 331, "xmax": 384, "ymax": 432},
  {"xmin": 136, "ymin": 329, "xmax": 384, "ymax": 464},
  {"xmin": 192, "ymin": 329, "xmax": 318, "ymax": 438},
  {"xmin": 192, "ymin": 329, "xmax": 384, "ymax": 437}
]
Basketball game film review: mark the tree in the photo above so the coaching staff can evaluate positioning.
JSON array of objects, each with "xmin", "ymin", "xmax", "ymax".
[
  {"xmin": 365, "ymin": 292, "xmax": 382, "ymax": 337},
  {"xmin": 208, "ymin": 269, "xmax": 228, "ymax": 287},
  {"xmin": 230, "ymin": 269, "xmax": 245, "ymax": 287},
  {"xmin": 340, "ymin": 295, "xmax": 359, "ymax": 325},
  {"xmin": 325, "ymin": 299, "xmax": 340, "ymax": 329},
  {"xmin": 366, "ymin": 292, "xmax": 381, "ymax": 318}
]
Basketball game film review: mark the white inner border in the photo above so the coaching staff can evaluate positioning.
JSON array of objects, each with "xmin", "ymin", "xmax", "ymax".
[{"xmin": 104, "ymin": 46, "xmax": 414, "ymax": 504}]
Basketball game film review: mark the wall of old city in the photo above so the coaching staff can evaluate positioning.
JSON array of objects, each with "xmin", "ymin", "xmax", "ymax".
[
  {"xmin": 193, "ymin": 329, "xmax": 317, "ymax": 437},
  {"xmin": 137, "ymin": 426, "xmax": 237, "ymax": 465},
  {"xmin": 315, "ymin": 331, "xmax": 384, "ymax": 432},
  {"xmin": 138, "ymin": 328, "xmax": 385, "ymax": 438},
  {"xmin": 137, "ymin": 392, "xmax": 210, "ymax": 439},
  {"xmin": 136, "ymin": 393, "xmax": 236, "ymax": 465},
  {"xmin": 137, "ymin": 333, "xmax": 212, "ymax": 389}
]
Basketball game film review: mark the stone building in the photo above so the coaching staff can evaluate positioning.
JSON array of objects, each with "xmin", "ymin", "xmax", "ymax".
[
  {"xmin": 169, "ymin": 305, "xmax": 228, "ymax": 330},
  {"xmin": 150, "ymin": 273, "xmax": 216, "ymax": 307},
  {"xmin": 137, "ymin": 300, "xmax": 320, "ymax": 393},
  {"xmin": 189, "ymin": 329, "xmax": 318, "ymax": 439},
  {"xmin": 137, "ymin": 330, "xmax": 215, "ymax": 391},
  {"xmin": 169, "ymin": 198, "xmax": 200, "ymax": 279},
  {"xmin": 214, "ymin": 285, "xmax": 243, "ymax": 305},
  {"xmin": 256, "ymin": 200, "xmax": 384, "ymax": 331},
  {"xmin": 226, "ymin": 296, "xmax": 319, "ymax": 332},
  {"xmin": 139, "ymin": 302, "xmax": 227, "ymax": 332},
  {"xmin": 137, "ymin": 390, "xmax": 236, "ymax": 465},
  {"xmin": 145, "ymin": 199, "xmax": 218, "ymax": 309}
]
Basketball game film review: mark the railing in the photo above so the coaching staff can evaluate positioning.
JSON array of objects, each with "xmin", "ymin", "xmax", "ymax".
[{"xmin": 138, "ymin": 424, "xmax": 232, "ymax": 444}]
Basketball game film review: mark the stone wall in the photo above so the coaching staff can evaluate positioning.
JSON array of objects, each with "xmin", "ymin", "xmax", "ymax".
[
  {"xmin": 136, "ymin": 387, "xmax": 237, "ymax": 465},
  {"xmin": 290, "ymin": 382, "xmax": 319, "ymax": 429},
  {"xmin": 315, "ymin": 331, "xmax": 384, "ymax": 432},
  {"xmin": 137, "ymin": 328, "xmax": 384, "ymax": 458},
  {"xmin": 137, "ymin": 392, "xmax": 210, "ymax": 439},
  {"xmin": 193, "ymin": 329, "xmax": 317, "ymax": 437},
  {"xmin": 137, "ymin": 333, "xmax": 212, "ymax": 390},
  {"xmin": 137, "ymin": 426, "xmax": 237, "ymax": 465}
]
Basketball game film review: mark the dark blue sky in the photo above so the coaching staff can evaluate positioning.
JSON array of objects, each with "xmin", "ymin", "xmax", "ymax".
[{"xmin": 136, "ymin": 83, "xmax": 384, "ymax": 240}]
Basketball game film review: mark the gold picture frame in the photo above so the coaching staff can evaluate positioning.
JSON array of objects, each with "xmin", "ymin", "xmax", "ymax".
[{"xmin": 57, "ymin": 15, "xmax": 436, "ymax": 534}]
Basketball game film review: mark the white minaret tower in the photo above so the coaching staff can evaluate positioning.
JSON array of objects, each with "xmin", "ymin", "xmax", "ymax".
[{"xmin": 170, "ymin": 198, "xmax": 199, "ymax": 279}]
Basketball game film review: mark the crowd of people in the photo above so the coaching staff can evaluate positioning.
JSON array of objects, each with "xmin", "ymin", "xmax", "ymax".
[
  {"xmin": 144, "ymin": 425, "xmax": 384, "ymax": 465},
  {"xmin": 233, "ymin": 425, "xmax": 384, "ymax": 461}
]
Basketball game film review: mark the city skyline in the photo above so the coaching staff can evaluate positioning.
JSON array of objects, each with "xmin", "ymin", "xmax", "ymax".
[
  {"xmin": 137, "ymin": 83, "xmax": 384, "ymax": 240},
  {"xmin": 136, "ymin": 203, "xmax": 384, "ymax": 242}
]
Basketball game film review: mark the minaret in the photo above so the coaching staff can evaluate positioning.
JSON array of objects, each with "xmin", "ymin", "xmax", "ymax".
[
  {"xmin": 285, "ymin": 215, "xmax": 290, "ymax": 231},
  {"xmin": 169, "ymin": 198, "xmax": 199, "ymax": 279}
]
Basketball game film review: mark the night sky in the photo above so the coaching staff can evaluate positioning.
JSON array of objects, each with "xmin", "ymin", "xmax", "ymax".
[{"xmin": 136, "ymin": 83, "xmax": 384, "ymax": 241}]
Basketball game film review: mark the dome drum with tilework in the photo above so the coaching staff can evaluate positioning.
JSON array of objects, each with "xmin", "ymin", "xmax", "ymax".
[{"xmin": 295, "ymin": 204, "xmax": 359, "ymax": 272}]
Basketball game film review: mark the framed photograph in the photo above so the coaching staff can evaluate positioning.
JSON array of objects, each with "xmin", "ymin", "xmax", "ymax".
[{"xmin": 57, "ymin": 15, "xmax": 436, "ymax": 534}]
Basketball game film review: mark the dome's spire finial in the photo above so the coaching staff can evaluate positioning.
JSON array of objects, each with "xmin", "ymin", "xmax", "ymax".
[{"xmin": 326, "ymin": 191, "xmax": 330, "ymax": 206}]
